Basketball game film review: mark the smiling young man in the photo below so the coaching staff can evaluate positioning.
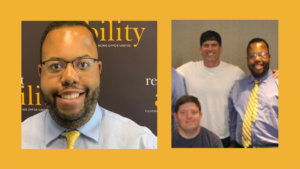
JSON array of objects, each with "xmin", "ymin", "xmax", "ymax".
[
  {"xmin": 172, "ymin": 95, "xmax": 223, "ymax": 148},
  {"xmin": 229, "ymin": 38, "xmax": 278, "ymax": 148},
  {"xmin": 22, "ymin": 21, "xmax": 157, "ymax": 149}
]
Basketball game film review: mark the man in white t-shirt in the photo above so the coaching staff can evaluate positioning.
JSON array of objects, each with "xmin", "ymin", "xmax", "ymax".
[{"xmin": 177, "ymin": 30, "xmax": 244, "ymax": 147}]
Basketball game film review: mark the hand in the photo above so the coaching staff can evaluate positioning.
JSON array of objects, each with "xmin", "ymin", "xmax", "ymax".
[{"xmin": 272, "ymin": 69, "xmax": 279, "ymax": 78}]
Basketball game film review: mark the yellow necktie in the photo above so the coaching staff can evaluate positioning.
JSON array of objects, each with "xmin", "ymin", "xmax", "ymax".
[
  {"xmin": 61, "ymin": 130, "xmax": 80, "ymax": 149},
  {"xmin": 241, "ymin": 80, "xmax": 260, "ymax": 148}
]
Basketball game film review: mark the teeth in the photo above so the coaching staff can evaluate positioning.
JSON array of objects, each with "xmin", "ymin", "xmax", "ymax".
[
  {"xmin": 255, "ymin": 65, "xmax": 263, "ymax": 69},
  {"xmin": 61, "ymin": 93, "xmax": 80, "ymax": 99},
  {"xmin": 208, "ymin": 52, "xmax": 214, "ymax": 56}
]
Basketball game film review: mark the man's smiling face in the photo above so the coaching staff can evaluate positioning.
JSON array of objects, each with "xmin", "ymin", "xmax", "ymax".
[
  {"xmin": 39, "ymin": 25, "xmax": 102, "ymax": 129},
  {"xmin": 247, "ymin": 41, "xmax": 270, "ymax": 78},
  {"xmin": 199, "ymin": 40, "xmax": 222, "ymax": 67}
]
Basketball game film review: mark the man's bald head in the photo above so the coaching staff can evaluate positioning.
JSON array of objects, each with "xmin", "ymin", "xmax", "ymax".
[{"xmin": 40, "ymin": 21, "xmax": 98, "ymax": 63}]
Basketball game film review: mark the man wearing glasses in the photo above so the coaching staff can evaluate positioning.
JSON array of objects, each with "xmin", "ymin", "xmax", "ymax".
[
  {"xmin": 229, "ymin": 38, "xmax": 278, "ymax": 148},
  {"xmin": 22, "ymin": 21, "xmax": 157, "ymax": 149}
]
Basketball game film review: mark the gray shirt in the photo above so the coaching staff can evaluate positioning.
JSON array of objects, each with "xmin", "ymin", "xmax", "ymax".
[{"xmin": 172, "ymin": 127, "xmax": 223, "ymax": 148}]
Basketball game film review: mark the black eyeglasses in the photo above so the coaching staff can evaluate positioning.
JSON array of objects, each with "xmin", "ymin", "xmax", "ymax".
[{"xmin": 41, "ymin": 56, "xmax": 99, "ymax": 74}]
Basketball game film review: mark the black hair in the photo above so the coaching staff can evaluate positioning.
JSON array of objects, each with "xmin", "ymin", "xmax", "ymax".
[
  {"xmin": 200, "ymin": 30, "xmax": 222, "ymax": 46},
  {"xmin": 40, "ymin": 21, "xmax": 98, "ymax": 62},
  {"xmin": 247, "ymin": 37, "xmax": 269, "ymax": 54},
  {"xmin": 175, "ymin": 95, "xmax": 201, "ymax": 113}
]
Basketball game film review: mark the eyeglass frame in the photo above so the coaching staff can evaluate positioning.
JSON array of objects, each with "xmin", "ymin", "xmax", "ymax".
[
  {"xmin": 40, "ymin": 55, "xmax": 99, "ymax": 73},
  {"xmin": 247, "ymin": 52, "xmax": 269, "ymax": 59}
]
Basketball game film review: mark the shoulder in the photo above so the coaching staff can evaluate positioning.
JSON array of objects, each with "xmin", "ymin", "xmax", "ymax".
[
  {"xmin": 231, "ymin": 75, "xmax": 250, "ymax": 92},
  {"xmin": 200, "ymin": 127, "xmax": 223, "ymax": 148},
  {"xmin": 201, "ymin": 127, "xmax": 219, "ymax": 139},
  {"xmin": 100, "ymin": 107, "xmax": 157, "ymax": 149},
  {"xmin": 221, "ymin": 61, "xmax": 245, "ymax": 77},
  {"xmin": 172, "ymin": 68, "xmax": 184, "ymax": 82},
  {"xmin": 22, "ymin": 110, "xmax": 47, "ymax": 149},
  {"xmin": 171, "ymin": 129, "xmax": 183, "ymax": 147},
  {"xmin": 172, "ymin": 129, "xmax": 179, "ymax": 139},
  {"xmin": 176, "ymin": 61, "xmax": 201, "ymax": 75},
  {"xmin": 22, "ymin": 110, "xmax": 47, "ymax": 131},
  {"xmin": 262, "ymin": 71, "xmax": 279, "ymax": 95},
  {"xmin": 221, "ymin": 61, "xmax": 240, "ymax": 69},
  {"xmin": 270, "ymin": 74, "xmax": 279, "ymax": 88}
]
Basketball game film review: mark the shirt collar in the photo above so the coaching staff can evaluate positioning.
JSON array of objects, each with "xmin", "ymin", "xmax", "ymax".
[{"xmin": 45, "ymin": 104, "xmax": 103, "ymax": 147}]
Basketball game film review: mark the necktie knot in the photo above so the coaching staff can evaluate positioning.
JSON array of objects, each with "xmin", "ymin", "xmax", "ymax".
[
  {"xmin": 61, "ymin": 130, "xmax": 80, "ymax": 149},
  {"xmin": 254, "ymin": 80, "xmax": 261, "ymax": 85}
]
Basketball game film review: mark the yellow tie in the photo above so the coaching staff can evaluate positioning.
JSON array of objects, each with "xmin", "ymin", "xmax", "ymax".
[
  {"xmin": 241, "ymin": 80, "xmax": 260, "ymax": 148},
  {"xmin": 61, "ymin": 130, "xmax": 80, "ymax": 149}
]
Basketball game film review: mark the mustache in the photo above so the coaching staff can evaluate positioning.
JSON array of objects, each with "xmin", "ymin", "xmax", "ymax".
[{"xmin": 53, "ymin": 86, "xmax": 90, "ymax": 98}]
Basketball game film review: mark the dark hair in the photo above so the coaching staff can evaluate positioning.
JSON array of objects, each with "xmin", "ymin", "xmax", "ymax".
[
  {"xmin": 200, "ymin": 30, "xmax": 222, "ymax": 46},
  {"xmin": 175, "ymin": 95, "xmax": 201, "ymax": 113},
  {"xmin": 247, "ymin": 37, "xmax": 269, "ymax": 54},
  {"xmin": 40, "ymin": 21, "xmax": 99, "ymax": 62}
]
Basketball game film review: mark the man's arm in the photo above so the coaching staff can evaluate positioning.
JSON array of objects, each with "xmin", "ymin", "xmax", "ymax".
[
  {"xmin": 172, "ymin": 69, "xmax": 187, "ymax": 103},
  {"xmin": 228, "ymin": 88, "xmax": 238, "ymax": 148}
]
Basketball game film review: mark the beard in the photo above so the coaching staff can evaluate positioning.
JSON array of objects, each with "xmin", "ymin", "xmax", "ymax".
[
  {"xmin": 41, "ymin": 86, "xmax": 100, "ymax": 129},
  {"xmin": 248, "ymin": 62, "xmax": 270, "ymax": 79}
]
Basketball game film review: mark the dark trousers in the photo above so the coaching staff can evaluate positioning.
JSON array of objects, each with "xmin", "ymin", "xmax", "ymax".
[{"xmin": 221, "ymin": 137, "xmax": 230, "ymax": 148}]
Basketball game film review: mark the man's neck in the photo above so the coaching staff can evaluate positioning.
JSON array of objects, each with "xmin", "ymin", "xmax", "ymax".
[
  {"xmin": 178, "ymin": 127, "xmax": 201, "ymax": 139},
  {"xmin": 203, "ymin": 60, "xmax": 220, "ymax": 68},
  {"xmin": 49, "ymin": 102, "xmax": 97, "ymax": 130}
]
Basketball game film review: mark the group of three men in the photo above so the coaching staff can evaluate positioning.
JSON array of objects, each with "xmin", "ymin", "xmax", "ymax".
[{"xmin": 172, "ymin": 30, "xmax": 278, "ymax": 148}]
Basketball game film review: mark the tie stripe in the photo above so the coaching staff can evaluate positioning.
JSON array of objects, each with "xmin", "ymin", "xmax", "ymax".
[{"xmin": 241, "ymin": 80, "xmax": 260, "ymax": 148}]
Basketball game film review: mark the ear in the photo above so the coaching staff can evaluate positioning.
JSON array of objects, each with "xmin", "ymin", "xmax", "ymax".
[
  {"xmin": 38, "ymin": 64, "xmax": 42, "ymax": 77},
  {"xmin": 98, "ymin": 61, "xmax": 102, "ymax": 75},
  {"xmin": 199, "ymin": 111, "xmax": 203, "ymax": 120},
  {"xmin": 174, "ymin": 112, "xmax": 178, "ymax": 122},
  {"xmin": 199, "ymin": 46, "xmax": 203, "ymax": 54}
]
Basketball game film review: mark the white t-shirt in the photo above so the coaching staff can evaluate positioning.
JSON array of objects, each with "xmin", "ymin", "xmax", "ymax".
[{"xmin": 177, "ymin": 61, "xmax": 244, "ymax": 139}]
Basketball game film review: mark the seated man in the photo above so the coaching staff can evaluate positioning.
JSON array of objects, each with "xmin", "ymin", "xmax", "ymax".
[
  {"xmin": 172, "ymin": 95, "xmax": 223, "ymax": 148},
  {"xmin": 229, "ymin": 38, "xmax": 278, "ymax": 148},
  {"xmin": 22, "ymin": 21, "xmax": 157, "ymax": 149}
]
